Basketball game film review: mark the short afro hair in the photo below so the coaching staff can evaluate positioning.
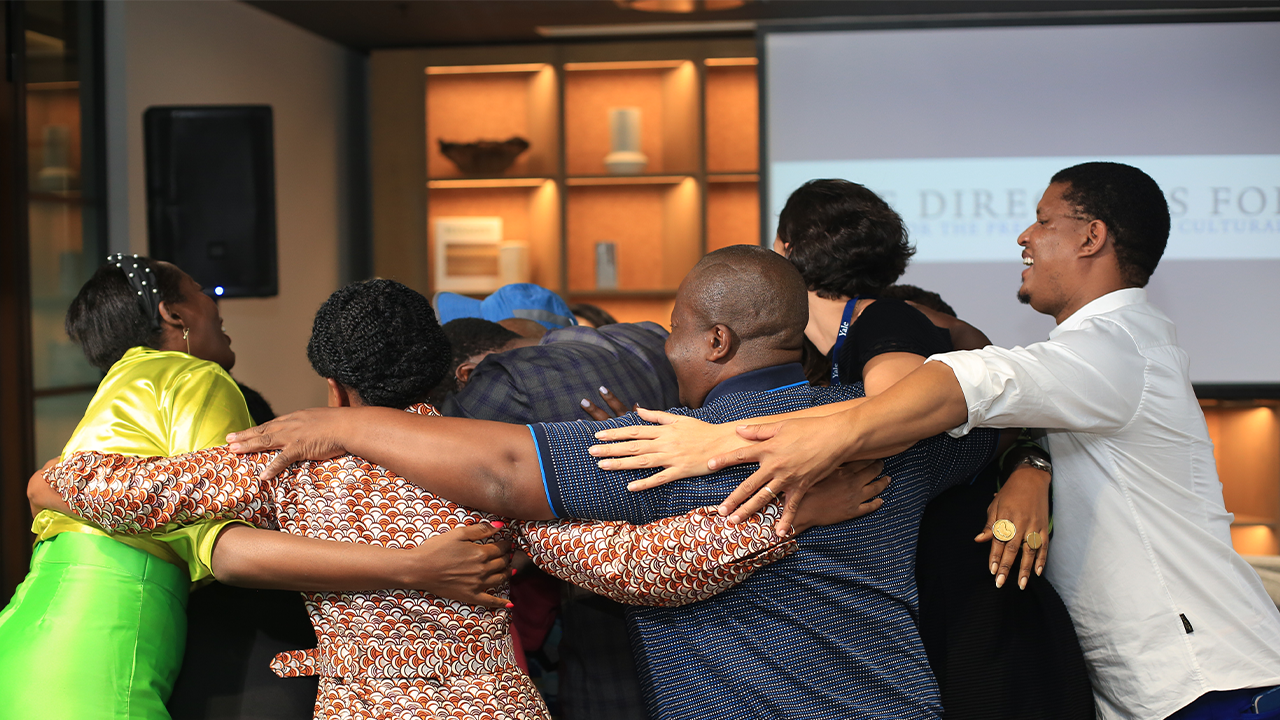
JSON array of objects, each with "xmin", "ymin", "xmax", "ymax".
[
  {"xmin": 442, "ymin": 318, "xmax": 522, "ymax": 369},
  {"xmin": 426, "ymin": 318, "xmax": 522, "ymax": 406},
  {"xmin": 307, "ymin": 279, "xmax": 450, "ymax": 409},
  {"xmin": 1050, "ymin": 162, "xmax": 1170, "ymax": 287},
  {"xmin": 777, "ymin": 179, "xmax": 913, "ymax": 299},
  {"xmin": 66, "ymin": 259, "xmax": 186, "ymax": 372}
]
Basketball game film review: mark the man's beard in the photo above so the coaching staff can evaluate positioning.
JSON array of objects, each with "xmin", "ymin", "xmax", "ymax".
[{"xmin": 1017, "ymin": 288, "xmax": 1031, "ymax": 305}]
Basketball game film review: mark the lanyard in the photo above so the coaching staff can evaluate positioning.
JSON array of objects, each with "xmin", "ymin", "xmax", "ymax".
[{"xmin": 829, "ymin": 296, "xmax": 860, "ymax": 386}]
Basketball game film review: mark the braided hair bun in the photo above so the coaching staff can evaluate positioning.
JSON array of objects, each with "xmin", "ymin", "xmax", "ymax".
[{"xmin": 306, "ymin": 279, "xmax": 450, "ymax": 409}]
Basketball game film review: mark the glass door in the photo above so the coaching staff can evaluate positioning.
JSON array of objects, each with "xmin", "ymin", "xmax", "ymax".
[{"xmin": 25, "ymin": 0, "xmax": 105, "ymax": 464}]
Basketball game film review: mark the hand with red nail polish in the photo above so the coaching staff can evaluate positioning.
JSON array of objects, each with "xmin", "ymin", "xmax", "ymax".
[{"xmin": 399, "ymin": 522, "xmax": 512, "ymax": 609}]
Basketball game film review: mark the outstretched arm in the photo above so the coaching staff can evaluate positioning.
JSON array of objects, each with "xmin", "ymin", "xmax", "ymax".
[
  {"xmin": 588, "ymin": 399, "xmax": 870, "ymax": 491},
  {"xmin": 711, "ymin": 362, "xmax": 968, "ymax": 529},
  {"xmin": 520, "ymin": 461, "xmax": 890, "ymax": 606},
  {"xmin": 521, "ymin": 505, "xmax": 792, "ymax": 607},
  {"xmin": 227, "ymin": 407, "xmax": 553, "ymax": 520},
  {"xmin": 44, "ymin": 450, "xmax": 513, "ymax": 605},
  {"xmin": 213, "ymin": 524, "xmax": 511, "ymax": 607},
  {"xmin": 46, "ymin": 448, "xmax": 279, "ymax": 530}
]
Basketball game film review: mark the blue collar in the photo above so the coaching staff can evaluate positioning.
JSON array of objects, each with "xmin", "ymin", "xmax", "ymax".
[{"xmin": 702, "ymin": 363, "xmax": 809, "ymax": 407}]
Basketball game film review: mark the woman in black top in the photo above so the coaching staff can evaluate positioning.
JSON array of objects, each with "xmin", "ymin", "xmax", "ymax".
[{"xmin": 776, "ymin": 179, "xmax": 1093, "ymax": 720}]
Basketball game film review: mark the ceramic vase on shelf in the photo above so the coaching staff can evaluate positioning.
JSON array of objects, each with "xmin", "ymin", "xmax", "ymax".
[{"xmin": 604, "ymin": 107, "xmax": 648, "ymax": 175}]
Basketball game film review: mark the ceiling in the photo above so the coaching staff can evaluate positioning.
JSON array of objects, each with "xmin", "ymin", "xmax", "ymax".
[{"xmin": 245, "ymin": 0, "xmax": 1280, "ymax": 51}]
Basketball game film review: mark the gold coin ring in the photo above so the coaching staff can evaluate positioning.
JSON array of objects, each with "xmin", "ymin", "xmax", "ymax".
[
  {"xmin": 1024, "ymin": 531, "xmax": 1043, "ymax": 551},
  {"xmin": 992, "ymin": 519, "xmax": 1017, "ymax": 543}
]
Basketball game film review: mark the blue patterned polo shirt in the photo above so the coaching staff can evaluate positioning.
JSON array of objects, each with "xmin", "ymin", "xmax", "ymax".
[{"xmin": 528, "ymin": 363, "xmax": 999, "ymax": 720}]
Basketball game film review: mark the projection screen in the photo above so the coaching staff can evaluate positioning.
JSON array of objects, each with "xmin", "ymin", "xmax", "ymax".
[{"xmin": 764, "ymin": 21, "xmax": 1280, "ymax": 385}]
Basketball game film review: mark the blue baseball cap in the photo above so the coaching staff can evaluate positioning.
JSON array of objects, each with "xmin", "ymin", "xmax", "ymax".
[{"xmin": 434, "ymin": 283, "xmax": 577, "ymax": 330}]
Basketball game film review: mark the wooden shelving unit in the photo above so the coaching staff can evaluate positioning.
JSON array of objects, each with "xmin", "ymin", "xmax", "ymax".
[
  {"xmin": 371, "ymin": 39, "xmax": 760, "ymax": 327},
  {"xmin": 1201, "ymin": 399, "xmax": 1280, "ymax": 555}
]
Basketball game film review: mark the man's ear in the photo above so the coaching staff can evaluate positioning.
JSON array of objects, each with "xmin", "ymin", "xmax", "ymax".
[
  {"xmin": 1078, "ymin": 219, "xmax": 1111, "ymax": 258},
  {"xmin": 705, "ymin": 324, "xmax": 736, "ymax": 363},
  {"xmin": 326, "ymin": 378, "xmax": 352, "ymax": 408},
  {"xmin": 455, "ymin": 361, "xmax": 479, "ymax": 387}
]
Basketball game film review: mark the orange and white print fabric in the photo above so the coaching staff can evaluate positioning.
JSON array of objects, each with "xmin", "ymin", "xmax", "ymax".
[{"xmin": 47, "ymin": 403, "xmax": 794, "ymax": 720}]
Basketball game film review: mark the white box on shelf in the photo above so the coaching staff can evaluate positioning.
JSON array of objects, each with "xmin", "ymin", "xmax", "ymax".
[{"xmin": 434, "ymin": 216, "xmax": 504, "ymax": 294}]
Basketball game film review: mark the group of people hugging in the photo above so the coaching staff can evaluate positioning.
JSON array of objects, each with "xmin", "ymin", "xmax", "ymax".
[{"xmin": 2, "ymin": 161, "xmax": 1279, "ymax": 720}]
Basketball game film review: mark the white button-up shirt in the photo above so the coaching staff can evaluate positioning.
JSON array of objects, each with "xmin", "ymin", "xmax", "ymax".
[{"xmin": 933, "ymin": 288, "xmax": 1280, "ymax": 720}]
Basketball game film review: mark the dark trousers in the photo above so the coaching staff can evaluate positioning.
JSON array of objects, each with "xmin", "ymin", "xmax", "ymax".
[
  {"xmin": 1168, "ymin": 687, "xmax": 1280, "ymax": 720},
  {"xmin": 168, "ymin": 582, "xmax": 318, "ymax": 720},
  {"xmin": 916, "ymin": 471, "xmax": 1096, "ymax": 720}
]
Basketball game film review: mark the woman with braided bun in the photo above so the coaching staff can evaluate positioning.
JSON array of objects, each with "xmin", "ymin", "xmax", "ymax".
[{"xmin": 3, "ymin": 257, "xmax": 510, "ymax": 720}]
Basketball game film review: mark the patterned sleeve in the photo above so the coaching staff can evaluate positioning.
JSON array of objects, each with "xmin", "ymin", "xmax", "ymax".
[
  {"xmin": 517, "ymin": 501, "xmax": 797, "ymax": 607},
  {"xmin": 45, "ymin": 447, "xmax": 280, "ymax": 533}
]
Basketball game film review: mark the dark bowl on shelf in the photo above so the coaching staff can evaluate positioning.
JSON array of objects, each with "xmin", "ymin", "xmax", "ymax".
[{"xmin": 438, "ymin": 137, "xmax": 530, "ymax": 175}]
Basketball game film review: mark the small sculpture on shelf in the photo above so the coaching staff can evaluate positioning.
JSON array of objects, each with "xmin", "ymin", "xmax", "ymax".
[
  {"xmin": 604, "ymin": 107, "xmax": 648, "ymax": 175},
  {"xmin": 438, "ymin": 136, "xmax": 529, "ymax": 175}
]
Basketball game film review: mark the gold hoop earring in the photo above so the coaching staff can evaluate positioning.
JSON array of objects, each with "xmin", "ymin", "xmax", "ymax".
[{"xmin": 182, "ymin": 327, "xmax": 190, "ymax": 355}]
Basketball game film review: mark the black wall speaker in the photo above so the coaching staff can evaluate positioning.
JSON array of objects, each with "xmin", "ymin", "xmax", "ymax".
[{"xmin": 145, "ymin": 105, "xmax": 277, "ymax": 298}]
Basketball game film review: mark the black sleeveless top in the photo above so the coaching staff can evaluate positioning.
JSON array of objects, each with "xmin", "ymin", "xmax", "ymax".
[{"xmin": 831, "ymin": 297, "xmax": 953, "ymax": 382}]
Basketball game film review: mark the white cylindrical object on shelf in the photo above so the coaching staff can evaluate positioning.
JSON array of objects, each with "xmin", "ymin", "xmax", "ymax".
[
  {"xmin": 499, "ymin": 241, "xmax": 530, "ymax": 284},
  {"xmin": 595, "ymin": 242, "xmax": 618, "ymax": 290},
  {"xmin": 610, "ymin": 107, "xmax": 641, "ymax": 153},
  {"xmin": 605, "ymin": 107, "xmax": 648, "ymax": 174}
]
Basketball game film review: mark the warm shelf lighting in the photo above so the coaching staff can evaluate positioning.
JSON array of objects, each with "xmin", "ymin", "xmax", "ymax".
[
  {"xmin": 567, "ymin": 175, "xmax": 689, "ymax": 186},
  {"xmin": 614, "ymin": 0, "xmax": 746, "ymax": 12},
  {"xmin": 538, "ymin": 20, "xmax": 756, "ymax": 38},
  {"xmin": 705, "ymin": 57, "xmax": 757, "ymax": 67},
  {"xmin": 426, "ymin": 63, "xmax": 547, "ymax": 76},
  {"xmin": 708, "ymin": 173, "xmax": 758, "ymax": 183},
  {"xmin": 564, "ymin": 60, "xmax": 687, "ymax": 72},
  {"xmin": 428, "ymin": 178, "xmax": 549, "ymax": 190}
]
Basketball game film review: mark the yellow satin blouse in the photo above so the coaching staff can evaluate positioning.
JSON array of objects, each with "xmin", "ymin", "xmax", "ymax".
[{"xmin": 32, "ymin": 346, "xmax": 255, "ymax": 583}]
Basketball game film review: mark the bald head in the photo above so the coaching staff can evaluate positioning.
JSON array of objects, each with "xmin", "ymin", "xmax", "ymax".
[{"xmin": 684, "ymin": 245, "xmax": 808, "ymax": 358}]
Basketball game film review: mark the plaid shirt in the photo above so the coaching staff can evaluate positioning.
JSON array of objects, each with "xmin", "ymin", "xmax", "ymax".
[
  {"xmin": 440, "ymin": 322, "xmax": 679, "ymax": 425},
  {"xmin": 440, "ymin": 321, "xmax": 677, "ymax": 720}
]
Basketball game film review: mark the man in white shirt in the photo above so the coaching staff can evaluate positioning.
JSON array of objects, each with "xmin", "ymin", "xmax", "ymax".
[{"xmin": 714, "ymin": 162, "xmax": 1280, "ymax": 719}]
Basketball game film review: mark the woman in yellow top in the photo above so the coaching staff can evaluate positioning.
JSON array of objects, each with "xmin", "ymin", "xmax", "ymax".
[{"xmin": 1, "ymin": 255, "xmax": 509, "ymax": 720}]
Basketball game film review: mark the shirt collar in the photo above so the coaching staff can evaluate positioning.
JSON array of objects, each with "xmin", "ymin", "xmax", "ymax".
[
  {"xmin": 702, "ymin": 363, "xmax": 809, "ymax": 407},
  {"xmin": 1050, "ymin": 288, "xmax": 1147, "ymax": 339}
]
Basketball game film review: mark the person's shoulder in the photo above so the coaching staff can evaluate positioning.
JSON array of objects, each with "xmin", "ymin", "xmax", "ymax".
[
  {"xmin": 1057, "ymin": 310, "xmax": 1152, "ymax": 356},
  {"xmin": 112, "ymin": 346, "xmax": 235, "ymax": 386},
  {"xmin": 602, "ymin": 321, "xmax": 668, "ymax": 340},
  {"xmin": 705, "ymin": 383, "xmax": 860, "ymax": 421},
  {"xmin": 858, "ymin": 297, "xmax": 947, "ymax": 338},
  {"xmin": 812, "ymin": 383, "xmax": 866, "ymax": 402},
  {"xmin": 1107, "ymin": 300, "xmax": 1178, "ymax": 345},
  {"xmin": 546, "ymin": 321, "xmax": 668, "ymax": 346},
  {"xmin": 860, "ymin": 297, "xmax": 929, "ymax": 323},
  {"xmin": 520, "ymin": 322, "xmax": 669, "ymax": 365}
]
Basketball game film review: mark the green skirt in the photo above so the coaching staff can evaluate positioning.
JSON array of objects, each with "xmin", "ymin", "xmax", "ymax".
[{"xmin": 0, "ymin": 532, "xmax": 188, "ymax": 720}]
